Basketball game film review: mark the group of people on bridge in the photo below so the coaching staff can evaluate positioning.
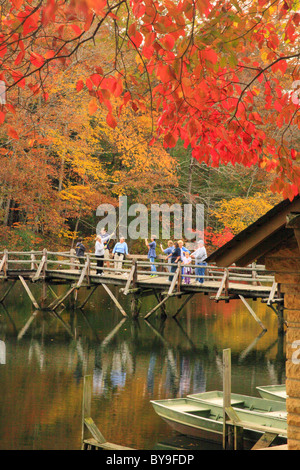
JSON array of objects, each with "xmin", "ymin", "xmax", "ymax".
[{"xmin": 75, "ymin": 230, "xmax": 207, "ymax": 284}]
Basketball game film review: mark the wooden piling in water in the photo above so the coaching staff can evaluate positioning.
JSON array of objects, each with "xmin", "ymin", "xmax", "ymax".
[
  {"xmin": 81, "ymin": 375, "xmax": 135, "ymax": 450},
  {"xmin": 222, "ymin": 348, "xmax": 287, "ymax": 450}
]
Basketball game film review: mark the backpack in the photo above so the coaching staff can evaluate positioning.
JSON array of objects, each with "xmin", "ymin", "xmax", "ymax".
[{"xmin": 75, "ymin": 242, "xmax": 85, "ymax": 256}]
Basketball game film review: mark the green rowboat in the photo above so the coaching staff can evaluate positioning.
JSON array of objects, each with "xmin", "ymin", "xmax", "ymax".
[
  {"xmin": 150, "ymin": 397, "xmax": 287, "ymax": 446},
  {"xmin": 256, "ymin": 385, "xmax": 287, "ymax": 402},
  {"xmin": 187, "ymin": 390, "xmax": 287, "ymax": 418}
]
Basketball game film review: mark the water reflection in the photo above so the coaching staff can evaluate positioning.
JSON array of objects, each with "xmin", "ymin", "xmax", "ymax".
[
  {"xmin": 0, "ymin": 282, "xmax": 286, "ymax": 450},
  {"xmin": 0, "ymin": 340, "xmax": 5, "ymax": 364}
]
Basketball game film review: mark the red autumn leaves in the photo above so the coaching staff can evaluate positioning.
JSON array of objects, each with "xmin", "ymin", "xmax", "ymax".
[{"xmin": 0, "ymin": 0, "xmax": 299, "ymax": 200}]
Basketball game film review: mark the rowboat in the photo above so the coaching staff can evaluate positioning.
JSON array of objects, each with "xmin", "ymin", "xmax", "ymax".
[
  {"xmin": 187, "ymin": 390, "xmax": 287, "ymax": 418},
  {"xmin": 150, "ymin": 397, "xmax": 287, "ymax": 446},
  {"xmin": 256, "ymin": 385, "xmax": 287, "ymax": 402}
]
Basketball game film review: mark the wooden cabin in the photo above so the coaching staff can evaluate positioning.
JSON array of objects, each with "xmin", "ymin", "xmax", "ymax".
[{"xmin": 207, "ymin": 195, "xmax": 300, "ymax": 450}]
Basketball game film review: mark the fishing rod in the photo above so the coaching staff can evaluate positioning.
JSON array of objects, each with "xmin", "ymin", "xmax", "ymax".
[{"xmin": 96, "ymin": 216, "xmax": 122, "ymax": 243}]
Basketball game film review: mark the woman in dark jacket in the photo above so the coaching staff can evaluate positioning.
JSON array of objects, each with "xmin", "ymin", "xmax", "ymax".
[
  {"xmin": 75, "ymin": 238, "xmax": 86, "ymax": 265},
  {"xmin": 167, "ymin": 242, "xmax": 181, "ymax": 282}
]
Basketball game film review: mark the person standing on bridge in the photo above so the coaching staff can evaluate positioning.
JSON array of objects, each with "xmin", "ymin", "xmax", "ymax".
[
  {"xmin": 178, "ymin": 239, "xmax": 190, "ymax": 275},
  {"xmin": 100, "ymin": 227, "xmax": 114, "ymax": 270},
  {"xmin": 160, "ymin": 240, "xmax": 174, "ymax": 272},
  {"xmin": 95, "ymin": 231, "xmax": 114, "ymax": 275},
  {"xmin": 112, "ymin": 237, "xmax": 128, "ymax": 274},
  {"xmin": 75, "ymin": 238, "xmax": 86, "ymax": 266},
  {"xmin": 182, "ymin": 251, "xmax": 192, "ymax": 284},
  {"xmin": 178, "ymin": 240, "xmax": 190, "ymax": 260},
  {"xmin": 191, "ymin": 239, "xmax": 207, "ymax": 284},
  {"xmin": 167, "ymin": 241, "xmax": 181, "ymax": 282},
  {"xmin": 145, "ymin": 235, "xmax": 157, "ymax": 276},
  {"xmin": 95, "ymin": 235, "xmax": 106, "ymax": 275}
]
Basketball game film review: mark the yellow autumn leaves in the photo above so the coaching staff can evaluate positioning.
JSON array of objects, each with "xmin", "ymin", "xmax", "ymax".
[
  {"xmin": 213, "ymin": 192, "xmax": 282, "ymax": 235},
  {"xmin": 45, "ymin": 63, "xmax": 178, "ymax": 214}
]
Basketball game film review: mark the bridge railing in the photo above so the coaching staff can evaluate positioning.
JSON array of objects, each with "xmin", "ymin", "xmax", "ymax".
[{"xmin": 0, "ymin": 249, "xmax": 275, "ymax": 287}]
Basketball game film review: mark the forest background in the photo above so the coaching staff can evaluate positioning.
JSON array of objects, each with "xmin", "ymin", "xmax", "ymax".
[{"xmin": 0, "ymin": 0, "xmax": 299, "ymax": 256}]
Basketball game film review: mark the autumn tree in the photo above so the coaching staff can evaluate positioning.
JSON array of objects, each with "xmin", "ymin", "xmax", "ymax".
[
  {"xmin": 0, "ymin": 42, "xmax": 179, "ymax": 250},
  {"xmin": 0, "ymin": 0, "xmax": 300, "ymax": 201},
  {"xmin": 212, "ymin": 191, "xmax": 282, "ymax": 235}
]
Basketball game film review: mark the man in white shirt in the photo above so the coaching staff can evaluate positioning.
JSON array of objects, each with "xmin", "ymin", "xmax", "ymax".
[{"xmin": 191, "ymin": 239, "xmax": 207, "ymax": 284}]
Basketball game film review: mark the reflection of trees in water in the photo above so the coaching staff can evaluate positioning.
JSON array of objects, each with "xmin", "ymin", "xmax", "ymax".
[
  {"xmin": 93, "ymin": 342, "xmax": 134, "ymax": 396},
  {"xmin": 0, "ymin": 340, "xmax": 5, "ymax": 364},
  {"xmin": 166, "ymin": 355, "xmax": 206, "ymax": 398},
  {"xmin": 0, "ymin": 299, "xmax": 286, "ymax": 401},
  {"xmin": 92, "ymin": 316, "xmax": 286, "ymax": 400},
  {"xmin": 146, "ymin": 350, "xmax": 206, "ymax": 398},
  {"xmin": 92, "ymin": 315, "xmax": 211, "ymax": 399},
  {"xmin": 93, "ymin": 340, "xmax": 207, "ymax": 399}
]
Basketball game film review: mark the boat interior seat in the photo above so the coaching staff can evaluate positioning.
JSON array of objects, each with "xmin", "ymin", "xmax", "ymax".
[
  {"xmin": 197, "ymin": 397, "xmax": 245, "ymax": 407},
  {"xmin": 187, "ymin": 409, "xmax": 212, "ymax": 418},
  {"xmin": 231, "ymin": 401, "xmax": 246, "ymax": 409}
]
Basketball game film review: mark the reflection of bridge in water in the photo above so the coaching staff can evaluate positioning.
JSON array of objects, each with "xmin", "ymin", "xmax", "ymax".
[
  {"xmin": 0, "ymin": 250, "xmax": 285, "ymax": 332},
  {"xmin": 0, "ymin": 297, "xmax": 286, "ymax": 395}
]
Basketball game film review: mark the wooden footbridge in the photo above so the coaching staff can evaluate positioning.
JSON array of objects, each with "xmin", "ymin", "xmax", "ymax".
[{"xmin": 0, "ymin": 249, "xmax": 285, "ymax": 331}]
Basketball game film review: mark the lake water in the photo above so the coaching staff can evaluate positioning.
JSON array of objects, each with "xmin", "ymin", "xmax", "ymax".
[{"xmin": 0, "ymin": 281, "xmax": 286, "ymax": 450}]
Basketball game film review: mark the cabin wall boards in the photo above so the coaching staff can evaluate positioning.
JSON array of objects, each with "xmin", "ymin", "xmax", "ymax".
[{"xmin": 266, "ymin": 218, "xmax": 300, "ymax": 451}]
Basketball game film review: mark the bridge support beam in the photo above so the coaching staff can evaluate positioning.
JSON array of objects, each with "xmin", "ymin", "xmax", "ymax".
[
  {"xmin": 79, "ymin": 285, "xmax": 98, "ymax": 309},
  {"xmin": 18, "ymin": 275, "xmax": 40, "ymax": 310},
  {"xmin": 144, "ymin": 294, "xmax": 170, "ymax": 320},
  {"xmin": 173, "ymin": 293, "xmax": 195, "ymax": 318},
  {"xmin": 47, "ymin": 286, "xmax": 76, "ymax": 310},
  {"xmin": 238, "ymin": 295, "xmax": 267, "ymax": 332},
  {"xmin": 0, "ymin": 280, "xmax": 16, "ymax": 303},
  {"xmin": 102, "ymin": 283, "xmax": 128, "ymax": 317}
]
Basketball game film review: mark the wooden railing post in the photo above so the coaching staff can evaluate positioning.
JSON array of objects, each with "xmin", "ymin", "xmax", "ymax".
[
  {"xmin": 76, "ymin": 260, "xmax": 87, "ymax": 288},
  {"xmin": 251, "ymin": 262, "xmax": 258, "ymax": 286},
  {"xmin": 215, "ymin": 268, "xmax": 229, "ymax": 301},
  {"xmin": 70, "ymin": 248, "xmax": 76, "ymax": 270},
  {"xmin": 267, "ymin": 281, "xmax": 278, "ymax": 306},
  {"xmin": 30, "ymin": 251, "xmax": 36, "ymax": 270},
  {"xmin": 177, "ymin": 261, "xmax": 182, "ymax": 292},
  {"xmin": 224, "ymin": 268, "xmax": 229, "ymax": 297},
  {"xmin": 124, "ymin": 260, "xmax": 137, "ymax": 296},
  {"xmin": 168, "ymin": 264, "xmax": 180, "ymax": 295},
  {"xmin": 32, "ymin": 249, "xmax": 47, "ymax": 281},
  {"xmin": 3, "ymin": 249, "xmax": 8, "ymax": 277},
  {"xmin": 86, "ymin": 254, "xmax": 90, "ymax": 286},
  {"xmin": 132, "ymin": 259, "xmax": 137, "ymax": 288},
  {"xmin": 43, "ymin": 249, "xmax": 47, "ymax": 276}
]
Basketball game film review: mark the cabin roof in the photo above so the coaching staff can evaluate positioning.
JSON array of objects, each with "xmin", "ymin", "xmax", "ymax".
[{"xmin": 206, "ymin": 195, "xmax": 300, "ymax": 267}]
